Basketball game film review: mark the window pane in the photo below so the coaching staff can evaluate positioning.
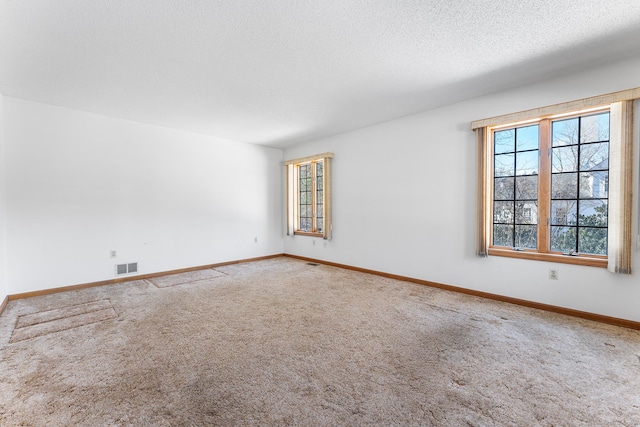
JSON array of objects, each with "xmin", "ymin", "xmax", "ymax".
[
  {"xmin": 494, "ymin": 177, "xmax": 514, "ymax": 200},
  {"xmin": 552, "ymin": 118, "xmax": 578, "ymax": 147},
  {"xmin": 516, "ymin": 125, "xmax": 538, "ymax": 151},
  {"xmin": 579, "ymin": 171, "xmax": 604, "ymax": 199},
  {"xmin": 300, "ymin": 218, "xmax": 311, "ymax": 232},
  {"xmin": 300, "ymin": 164, "xmax": 311, "ymax": 178},
  {"xmin": 494, "ymin": 201, "xmax": 514, "ymax": 224},
  {"xmin": 494, "ymin": 154, "xmax": 514, "ymax": 177},
  {"xmin": 516, "ymin": 151, "xmax": 538, "ymax": 175},
  {"xmin": 515, "ymin": 176, "xmax": 537, "ymax": 200},
  {"xmin": 315, "ymin": 161, "xmax": 324, "ymax": 198},
  {"xmin": 551, "ymin": 200, "xmax": 577, "ymax": 226},
  {"xmin": 580, "ymin": 142, "xmax": 608, "ymax": 171},
  {"xmin": 552, "ymin": 146, "xmax": 578, "ymax": 172},
  {"xmin": 582, "ymin": 171, "xmax": 609, "ymax": 199},
  {"xmin": 300, "ymin": 191, "xmax": 308, "ymax": 204},
  {"xmin": 516, "ymin": 202, "xmax": 537, "ymax": 224},
  {"xmin": 494, "ymin": 129, "xmax": 515, "ymax": 154},
  {"xmin": 579, "ymin": 171, "xmax": 608, "ymax": 198},
  {"xmin": 581, "ymin": 112, "xmax": 609, "ymax": 143},
  {"xmin": 551, "ymin": 173, "xmax": 577, "ymax": 199},
  {"xmin": 315, "ymin": 203, "xmax": 324, "ymax": 233},
  {"xmin": 579, "ymin": 199, "xmax": 608, "ymax": 227},
  {"xmin": 578, "ymin": 227, "xmax": 607, "ymax": 255},
  {"xmin": 493, "ymin": 224, "xmax": 513, "ymax": 247},
  {"xmin": 550, "ymin": 226, "xmax": 577, "ymax": 253},
  {"xmin": 515, "ymin": 225, "xmax": 537, "ymax": 249}
]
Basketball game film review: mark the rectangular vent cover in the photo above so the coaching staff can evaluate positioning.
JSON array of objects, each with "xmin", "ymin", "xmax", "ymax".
[{"xmin": 116, "ymin": 262, "xmax": 138, "ymax": 276}]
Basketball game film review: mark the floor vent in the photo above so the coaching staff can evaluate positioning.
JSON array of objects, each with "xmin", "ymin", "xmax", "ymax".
[
  {"xmin": 306, "ymin": 262, "xmax": 319, "ymax": 266},
  {"xmin": 116, "ymin": 262, "xmax": 139, "ymax": 276}
]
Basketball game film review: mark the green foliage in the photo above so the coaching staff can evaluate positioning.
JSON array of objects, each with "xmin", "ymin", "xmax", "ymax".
[{"xmin": 578, "ymin": 204, "xmax": 608, "ymax": 255}]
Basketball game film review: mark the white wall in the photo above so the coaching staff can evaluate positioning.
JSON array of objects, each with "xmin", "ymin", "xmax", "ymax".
[
  {"xmin": 0, "ymin": 94, "xmax": 8, "ymax": 302},
  {"xmin": 4, "ymin": 98, "xmax": 283, "ymax": 294},
  {"xmin": 284, "ymin": 54, "xmax": 640, "ymax": 322}
]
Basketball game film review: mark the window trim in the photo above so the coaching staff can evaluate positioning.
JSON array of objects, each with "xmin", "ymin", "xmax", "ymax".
[
  {"xmin": 473, "ymin": 89, "xmax": 637, "ymax": 273},
  {"xmin": 471, "ymin": 88, "xmax": 640, "ymax": 130}
]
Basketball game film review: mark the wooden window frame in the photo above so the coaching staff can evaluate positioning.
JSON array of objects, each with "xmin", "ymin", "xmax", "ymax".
[
  {"xmin": 294, "ymin": 160, "xmax": 323, "ymax": 237},
  {"xmin": 474, "ymin": 88, "xmax": 637, "ymax": 272},
  {"xmin": 285, "ymin": 153, "xmax": 334, "ymax": 240},
  {"xmin": 487, "ymin": 110, "xmax": 610, "ymax": 267}
]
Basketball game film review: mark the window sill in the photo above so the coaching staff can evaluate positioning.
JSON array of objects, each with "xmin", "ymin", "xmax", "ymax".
[
  {"xmin": 488, "ymin": 247, "xmax": 607, "ymax": 268},
  {"xmin": 293, "ymin": 231, "xmax": 323, "ymax": 238}
]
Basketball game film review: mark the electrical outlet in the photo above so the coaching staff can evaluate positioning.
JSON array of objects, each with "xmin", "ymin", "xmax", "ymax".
[
  {"xmin": 254, "ymin": 237, "xmax": 258, "ymax": 243},
  {"xmin": 110, "ymin": 250, "xmax": 117, "ymax": 258},
  {"xmin": 549, "ymin": 269, "xmax": 558, "ymax": 280}
]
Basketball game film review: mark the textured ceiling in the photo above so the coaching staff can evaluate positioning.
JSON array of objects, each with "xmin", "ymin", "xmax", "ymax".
[{"xmin": 1, "ymin": 1, "xmax": 640, "ymax": 148}]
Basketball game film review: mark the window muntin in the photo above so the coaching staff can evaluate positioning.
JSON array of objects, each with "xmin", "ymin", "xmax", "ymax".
[{"xmin": 490, "ymin": 110, "xmax": 610, "ymax": 257}]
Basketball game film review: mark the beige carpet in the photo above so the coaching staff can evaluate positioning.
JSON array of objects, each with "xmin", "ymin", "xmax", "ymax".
[
  {"xmin": 10, "ymin": 299, "xmax": 117, "ymax": 343},
  {"xmin": 145, "ymin": 268, "xmax": 226, "ymax": 288},
  {"xmin": 0, "ymin": 257, "xmax": 638, "ymax": 426}
]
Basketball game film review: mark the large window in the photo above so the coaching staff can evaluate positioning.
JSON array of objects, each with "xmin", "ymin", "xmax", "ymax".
[
  {"xmin": 473, "ymin": 89, "xmax": 637, "ymax": 272},
  {"xmin": 491, "ymin": 110, "xmax": 610, "ymax": 256},
  {"xmin": 285, "ymin": 153, "xmax": 333, "ymax": 239}
]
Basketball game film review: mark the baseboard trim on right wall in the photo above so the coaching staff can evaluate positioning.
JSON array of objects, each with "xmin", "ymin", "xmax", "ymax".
[{"xmin": 284, "ymin": 254, "xmax": 640, "ymax": 331}]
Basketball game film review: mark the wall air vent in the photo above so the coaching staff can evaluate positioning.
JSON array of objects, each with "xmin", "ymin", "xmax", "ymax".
[{"xmin": 116, "ymin": 262, "xmax": 139, "ymax": 276}]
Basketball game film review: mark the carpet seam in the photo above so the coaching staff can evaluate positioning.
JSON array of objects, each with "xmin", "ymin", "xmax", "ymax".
[
  {"xmin": 9, "ymin": 307, "xmax": 118, "ymax": 343},
  {"xmin": 15, "ymin": 299, "xmax": 113, "ymax": 328}
]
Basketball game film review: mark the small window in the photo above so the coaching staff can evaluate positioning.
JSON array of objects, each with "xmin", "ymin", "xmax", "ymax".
[
  {"xmin": 297, "ymin": 159, "xmax": 324, "ymax": 234},
  {"xmin": 285, "ymin": 153, "xmax": 333, "ymax": 239}
]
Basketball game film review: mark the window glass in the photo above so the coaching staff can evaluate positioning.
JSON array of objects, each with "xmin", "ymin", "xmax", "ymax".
[
  {"xmin": 550, "ymin": 112, "xmax": 609, "ymax": 255},
  {"xmin": 492, "ymin": 124, "xmax": 539, "ymax": 249},
  {"xmin": 296, "ymin": 160, "xmax": 324, "ymax": 234}
]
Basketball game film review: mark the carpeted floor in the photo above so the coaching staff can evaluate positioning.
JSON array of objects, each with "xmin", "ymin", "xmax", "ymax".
[{"xmin": 0, "ymin": 257, "xmax": 639, "ymax": 426}]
